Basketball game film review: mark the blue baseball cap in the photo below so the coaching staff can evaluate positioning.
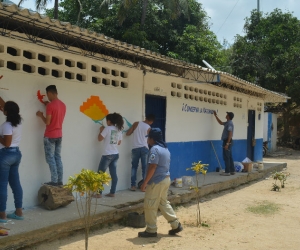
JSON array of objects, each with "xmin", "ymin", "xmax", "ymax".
[{"xmin": 146, "ymin": 128, "xmax": 163, "ymax": 141}]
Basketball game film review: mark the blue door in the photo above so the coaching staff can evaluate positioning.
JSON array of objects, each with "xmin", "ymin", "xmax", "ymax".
[
  {"xmin": 145, "ymin": 95, "xmax": 166, "ymax": 140},
  {"xmin": 247, "ymin": 110, "xmax": 256, "ymax": 160}
]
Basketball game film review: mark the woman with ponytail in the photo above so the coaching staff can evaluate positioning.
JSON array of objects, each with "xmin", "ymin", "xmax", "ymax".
[
  {"xmin": 95, "ymin": 112, "xmax": 124, "ymax": 198},
  {"xmin": 0, "ymin": 98, "xmax": 24, "ymax": 223}
]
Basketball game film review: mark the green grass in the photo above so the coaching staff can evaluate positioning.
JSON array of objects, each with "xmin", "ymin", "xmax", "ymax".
[{"xmin": 246, "ymin": 201, "xmax": 280, "ymax": 215}]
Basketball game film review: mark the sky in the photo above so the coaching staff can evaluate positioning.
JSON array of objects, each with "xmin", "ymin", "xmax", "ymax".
[
  {"xmin": 7, "ymin": 0, "xmax": 300, "ymax": 45},
  {"xmin": 199, "ymin": 0, "xmax": 300, "ymax": 44}
]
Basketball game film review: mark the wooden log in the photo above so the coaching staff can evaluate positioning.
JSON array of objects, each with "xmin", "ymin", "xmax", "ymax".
[{"xmin": 38, "ymin": 185, "xmax": 74, "ymax": 210}]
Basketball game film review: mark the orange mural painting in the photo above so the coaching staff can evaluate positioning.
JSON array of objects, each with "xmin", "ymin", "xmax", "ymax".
[
  {"xmin": 80, "ymin": 96, "xmax": 109, "ymax": 123},
  {"xmin": 37, "ymin": 90, "xmax": 46, "ymax": 104}
]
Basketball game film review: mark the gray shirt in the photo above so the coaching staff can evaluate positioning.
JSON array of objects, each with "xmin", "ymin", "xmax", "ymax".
[
  {"xmin": 221, "ymin": 120, "xmax": 234, "ymax": 141},
  {"xmin": 146, "ymin": 145, "xmax": 170, "ymax": 184}
]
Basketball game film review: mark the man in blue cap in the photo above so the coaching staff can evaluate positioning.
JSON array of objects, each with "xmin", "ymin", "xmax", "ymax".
[
  {"xmin": 138, "ymin": 128, "xmax": 183, "ymax": 238},
  {"xmin": 213, "ymin": 111, "xmax": 235, "ymax": 176}
]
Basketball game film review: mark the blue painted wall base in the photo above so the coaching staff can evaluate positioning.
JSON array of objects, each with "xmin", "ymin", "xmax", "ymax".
[{"xmin": 167, "ymin": 139, "xmax": 263, "ymax": 180}]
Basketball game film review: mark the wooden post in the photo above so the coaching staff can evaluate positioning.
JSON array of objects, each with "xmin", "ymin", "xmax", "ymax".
[{"xmin": 38, "ymin": 185, "xmax": 74, "ymax": 210}]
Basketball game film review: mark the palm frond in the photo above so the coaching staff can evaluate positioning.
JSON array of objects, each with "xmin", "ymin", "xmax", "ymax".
[{"xmin": 35, "ymin": 0, "xmax": 49, "ymax": 11}]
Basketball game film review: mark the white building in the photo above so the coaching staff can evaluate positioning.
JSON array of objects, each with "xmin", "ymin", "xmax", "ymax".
[{"xmin": 0, "ymin": 3, "xmax": 288, "ymax": 210}]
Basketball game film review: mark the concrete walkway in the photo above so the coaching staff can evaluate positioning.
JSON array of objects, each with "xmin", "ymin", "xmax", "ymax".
[{"xmin": 0, "ymin": 162, "xmax": 286, "ymax": 250}]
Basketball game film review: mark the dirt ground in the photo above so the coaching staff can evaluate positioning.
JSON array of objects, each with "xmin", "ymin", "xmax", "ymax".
[{"xmin": 29, "ymin": 148, "xmax": 300, "ymax": 250}]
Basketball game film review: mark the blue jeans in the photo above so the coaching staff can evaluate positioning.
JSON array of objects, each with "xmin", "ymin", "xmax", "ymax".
[
  {"xmin": 44, "ymin": 137, "xmax": 63, "ymax": 183},
  {"xmin": 131, "ymin": 147, "xmax": 148, "ymax": 187},
  {"xmin": 222, "ymin": 140, "xmax": 235, "ymax": 173},
  {"xmin": 0, "ymin": 147, "xmax": 23, "ymax": 212},
  {"xmin": 98, "ymin": 154, "xmax": 119, "ymax": 194}
]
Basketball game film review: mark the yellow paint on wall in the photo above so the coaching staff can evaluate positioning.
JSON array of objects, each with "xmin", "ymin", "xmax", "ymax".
[{"xmin": 80, "ymin": 96, "xmax": 109, "ymax": 121}]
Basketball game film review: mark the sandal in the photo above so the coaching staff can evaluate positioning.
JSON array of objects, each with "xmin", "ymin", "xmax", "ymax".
[
  {"xmin": 0, "ymin": 229, "xmax": 8, "ymax": 236},
  {"xmin": 105, "ymin": 193, "xmax": 115, "ymax": 197},
  {"xmin": 7, "ymin": 212, "xmax": 24, "ymax": 220},
  {"xmin": 0, "ymin": 219, "xmax": 7, "ymax": 223}
]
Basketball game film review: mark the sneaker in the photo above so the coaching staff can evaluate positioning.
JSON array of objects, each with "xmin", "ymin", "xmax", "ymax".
[
  {"xmin": 57, "ymin": 182, "xmax": 63, "ymax": 186},
  {"xmin": 220, "ymin": 173, "xmax": 230, "ymax": 176},
  {"xmin": 230, "ymin": 172, "xmax": 235, "ymax": 175},
  {"xmin": 44, "ymin": 181, "xmax": 58, "ymax": 186},
  {"xmin": 169, "ymin": 222, "xmax": 183, "ymax": 235},
  {"xmin": 130, "ymin": 186, "xmax": 137, "ymax": 191},
  {"xmin": 138, "ymin": 231, "xmax": 157, "ymax": 238}
]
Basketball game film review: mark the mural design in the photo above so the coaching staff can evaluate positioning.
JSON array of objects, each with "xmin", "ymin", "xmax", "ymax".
[
  {"xmin": 80, "ymin": 96, "xmax": 109, "ymax": 125},
  {"xmin": 37, "ymin": 90, "xmax": 46, "ymax": 104},
  {"xmin": 80, "ymin": 96, "xmax": 132, "ymax": 132}
]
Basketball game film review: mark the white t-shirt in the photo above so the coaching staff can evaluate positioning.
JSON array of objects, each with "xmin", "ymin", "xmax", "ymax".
[
  {"xmin": 101, "ymin": 125, "xmax": 122, "ymax": 155},
  {"xmin": 132, "ymin": 121, "xmax": 150, "ymax": 149},
  {"xmin": 0, "ymin": 121, "xmax": 22, "ymax": 149}
]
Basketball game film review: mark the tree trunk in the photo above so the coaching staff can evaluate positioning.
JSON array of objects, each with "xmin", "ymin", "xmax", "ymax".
[
  {"xmin": 282, "ymin": 109, "xmax": 291, "ymax": 142},
  {"xmin": 77, "ymin": 0, "xmax": 83, "ymax": 25},
  {"xmin": 38, "ymin": 185, "xmax": 74, "ymax": 210},
  {"xmin": 141, "ymin": 0, "xmax": 148, "ymax": 27},
  {"xmin": 54, "ymin": 0, "xmax": 59, "ymax": 19}
]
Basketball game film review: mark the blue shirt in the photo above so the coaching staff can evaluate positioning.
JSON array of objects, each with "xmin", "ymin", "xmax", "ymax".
[
  {"xmin": 221, "ymin": 120, "xmax": 234, "ymax": 140},
  {"xmin": 146, "ymin": 145, "xmax": 170, "ymax": 184}
]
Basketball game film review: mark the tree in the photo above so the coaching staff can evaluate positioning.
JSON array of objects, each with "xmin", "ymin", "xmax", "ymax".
[
  {"xmin": 65, "ymin": 169, "xmax": 111, "ymax": 250},
  {"xmin": 45, "ymin": 0, "xmax": 224, "ymax": 67},
  {"xmin": 170, "ymin": 24, "xmax": 224, "ymax": 66},
  {"xmin": 18, "ymin": 0, "xmax": 61, "ymax": 19},
  {"xmin": 100, "ymin": 0, "xmax": 190, "ymax": 27},
  {"xmin": 230, "ymin": 9, "xmax": 300, "ymax": 140}
]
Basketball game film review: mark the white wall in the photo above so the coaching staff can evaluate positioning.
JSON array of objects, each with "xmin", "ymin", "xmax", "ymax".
[{"xmin": 0, "ymin": 36, "xmax": 265, "ymax": 210}]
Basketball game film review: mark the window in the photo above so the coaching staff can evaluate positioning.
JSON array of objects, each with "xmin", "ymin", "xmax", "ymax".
[
  {"xmin": 7, "ymin": 47, "xmax": 20, "ymax": 56},
  {"xmin": 52, "ymin": 56, "xmax": 62, "ymax": 65},
  {"xmin": 112, "ymin": 80, "xmax": 119, "ymax": 87},
  {"xmin": 65, "ymin": 59, "xmax": 75, "ymax": 67},
  {"xmin": 23, "ymin": 50, "xmax": 35, "ymax": 59},
  {"xmin": 38, "ymin": 67, "xmax": 49, "ymax": 76},
  {"xmin": 77, "ymin": 61, "xmax": 86, "ymax": 69},
  {"xmin": 91, "ymin": 65, "xmax": 100, "ymax": 72},
  {"xmin": 22, "ymin": 64, "xmax": 35, "ymax": 73},
  {"xmin": 52, "ymin": 69, "xmax": 62, "ymax": 78},
  {"xmin": 7, "ymin": 61, "xmax": 20, "ymax": 71},
  {"xmin": 65, "ymin": 71, "xmax": 74, "ymax": 79},
  {"xmin": 92, "ymin": 77, "xmax": 101, "ymax": 84},
  {"xmin": 76, "ymin": 74, "xmax": 86, "ymax": 81},
  {"xmin": 121, "ymin": 82, "xmax": 128, "ymax": 88},
  {"xmin": 120, "ymin": 71, "xmax": 128, "ymax": 78},
  {"xmin": 111, "ymin": 70, "xmax": 119, "ymax": 76},
  {"xmin": 102, "ymin": 67, "xmax": 110, "ymax": 74},
  {"xmin": 38, "ymin": 54, "xmax": 49, "ymax": 62}
]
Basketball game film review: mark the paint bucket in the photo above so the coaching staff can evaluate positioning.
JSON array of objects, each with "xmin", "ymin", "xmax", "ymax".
[
  {"xmin": 127, "ymin": 212, "xmax": 146, "ymax": 228},
  {"xmin": 258, "ymin": 162, "xmax": 264, "ymax": 171},
  {"xmin": 174, "ymin": 178, "xmax": 183, "ymax": 188}
]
